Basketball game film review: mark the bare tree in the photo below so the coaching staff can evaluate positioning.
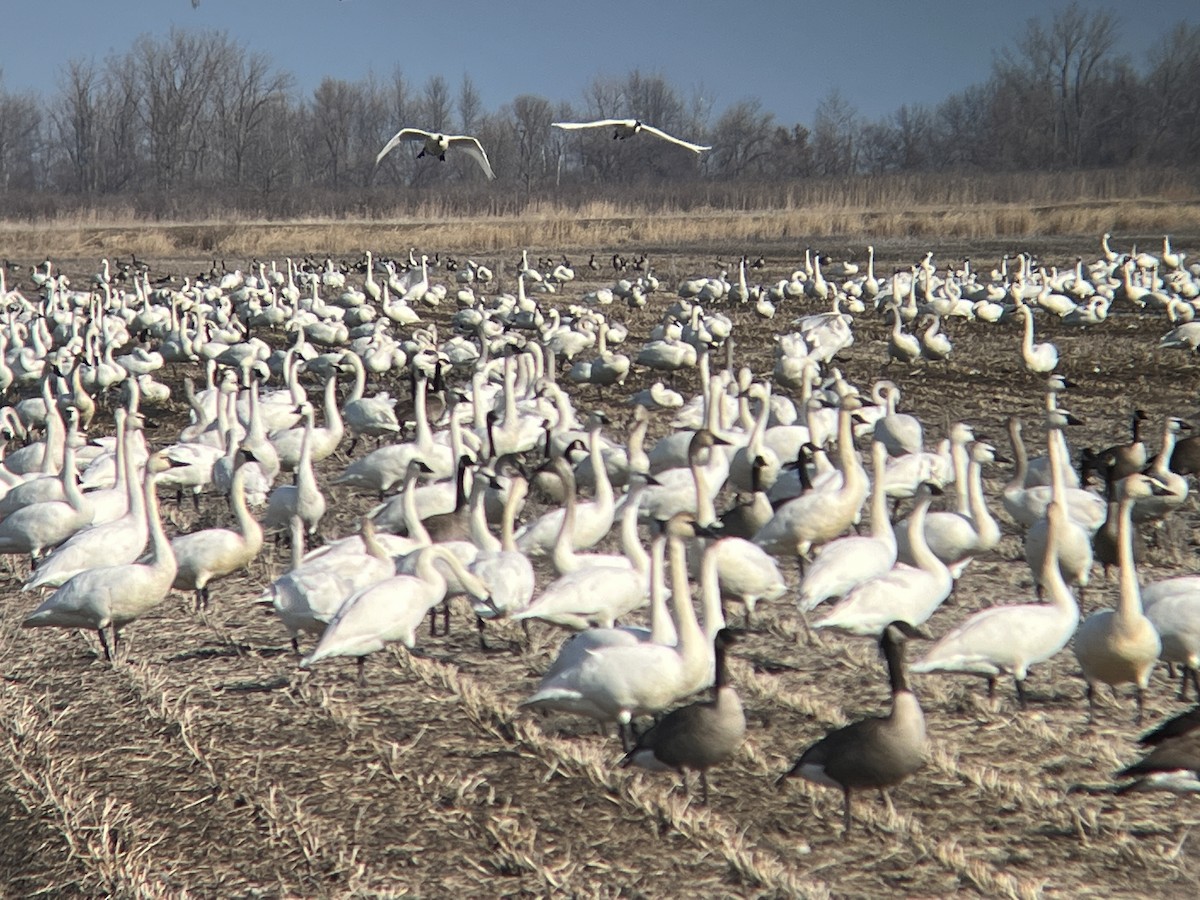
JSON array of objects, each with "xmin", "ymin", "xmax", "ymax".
[
  {"xmin": 98, "ymin": 57, "xmax": 143, "ymax": 193},
  {"xmin": 509, "ymin": 94, "xmax": 554, "ymax": 196},
  {"xmin": 997, "ymin": 1, "xmax": 1119, "ymax": 166},
  {"xmin": 1144, "ymin": 22, "xmax": 1200, "ymax": 162},
  {"xmin": 0, "ymin": 84, "xmax": 41, "ymax": 191},
  {"xmin": 52, "ymin": 60, "xmax": 101, "ymax": 193},
  {"xmin": 420, "ymin": 75, "xmax": 452, "ymax": 131},
  {"xmin": 307, "ymin": 77, "xmax": 362, "ymax": 188},
  {"xmin": 812, "ymin": 88, "xmax": 858, "ymax": 176},
  {"xmin": 458, "ymin": 74, "xmax": 483, "ymax": 135},
  {"xmin": 769, "ymin": 124, "xmax": 813, "ymax": 178},
  {"xmin": 210, "ymin": 41, "xmax": 293, "ymax": 186},
  {"xmin": 709, "ymin": 99, "xmax": 774, "ymax": 178}
]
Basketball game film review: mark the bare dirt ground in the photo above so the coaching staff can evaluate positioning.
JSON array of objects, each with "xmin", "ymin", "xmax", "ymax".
[{"xmin": 2, "ymin": 236, "xmax": 1200, "ymax": 898}]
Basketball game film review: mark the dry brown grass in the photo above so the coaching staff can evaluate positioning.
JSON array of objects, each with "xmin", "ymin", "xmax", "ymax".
[
  {"xmin": 3, "ymin": 240, "xmax": 1200, "ymax": 896},
  {"xmin": 3, "ymin": 170, "xmax": 1199, "ymax": 261}
]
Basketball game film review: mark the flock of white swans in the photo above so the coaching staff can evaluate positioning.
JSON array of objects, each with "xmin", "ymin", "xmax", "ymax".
[{"xmin": 3, "ymin": 230, "xmax": 1200, "ymax": 834}]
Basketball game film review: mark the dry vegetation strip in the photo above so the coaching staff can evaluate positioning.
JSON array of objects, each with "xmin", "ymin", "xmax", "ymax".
[{"xmin": 4, "ymin": 196, "xmax": 1200, "ymax": 260}]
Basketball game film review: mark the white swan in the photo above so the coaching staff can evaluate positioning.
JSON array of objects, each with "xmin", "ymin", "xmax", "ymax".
[
  {"xmin": 511, "ymin": 464, "xmax": 653, "ymax": 631},
  {"xmin": 897, "ymin": 440, "xmax": 1002, "ymax": 579},
  {"xmin": 24, "ymin": 413, "xmax": 147, "ymax": 590},
  {"xmin": 515, "ymin": 422, "xmax": 617, "ymax": 558},
  {"xmin": 1024, "ymin": 413, "xmax": 1093, "ymax": 597},
  {"xmin": 0, "ymin": 430, "xmax": 93, "ymax": 560},
  {"xmin": 301, "ymin": 546, "xmax": 491, "ymax": 681},
  {"xmin": 22, "ymin": 452, "xmax": 179, "ymax": 660},
  {"xmin": 519, "ymin": 513, "xmax": 712, "ymax": 738},
  {"xmin": 171, "ymin": 454, "xmax": 265, "ymax": 609},
  {"xmin": 871, "ymin": 380, "xmax": 922, "ymax": 457},
  {"xmin": 814, "ymin": 482, "xmax": 952, "ymax": 637},
  {"xmin": 798, "ymin": 439, "xmax": 896, "ymax": 612},
  {"xmin": 339, "ymin": 350, "xmax": 400, "ymax": 453},
  {"xmin": 264, "ymin": 403, "xmax": 327, "ymax": 537},
  {"xmin": 754, "ymin": 396, "xmax": 869, "ymax": 563},
  {"xmin": 467, "ymin": 470, "xmax": 536, "ymax": 643},
  {"xmin": 1003, "ymin": 416, "xmax": 1105, "ymax": 532},
  {"xmin": 1073, "ymin": 473, "xmax": 1165, "ymax": 724},
  {"xmin": 263, "ymin": 518, "xmax": 401, "ymax": 652},
  {"xmin": 1017, "ymin": 303, "xmax": 1058, "ymax": 373},
  {"xmin": 270, "ymin": 373, "xmax": 343, "ymax": 470},
  {"xmin": 551, "ymin": 119, "xmax": 710, "ymax": 154},
  {"xmin": 911, "ymin": 500, "xmax": 1079, "ymax": 706},
  {"xmin": 375, "ymin": 127, "xmax": 496, "ymax": 180}
]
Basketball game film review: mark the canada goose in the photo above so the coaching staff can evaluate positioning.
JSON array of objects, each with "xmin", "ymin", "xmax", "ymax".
[
  {"xmin": 1168, "ymin": 422, "xmax": 1200, "ymax": 477},
  {"xmin": 717, "ymin": 454, "xmax": 775, "ymax": 540},
  {"xmin": 1092, "ymin": 463, "xmax": 1146, "ymax": 580},
  {"xmin": 1116, "ymin": 705, "xmax": 1200, "ymax": 793},
  {"xmin": 911, "ymin": 500, "xmax": 1079, "ymax": 707},
  {"xmin": 551, "ymin": 119, "xmax": 711, "ymax": 154},
  {"xmin": 1088, "ymin": 409, "xmax": 1149, "ymax": 481},
  {"xmin": 777, "ymin": 621, "xmax": 928, "ymax": 837},
  {"xmin": 418, "ymin": 455, "xmax": 474, "ymax": 543},
  {"xmin": 620, "ymin": 628, "xmax": 746, "ymax": 803},
  {"xmin": 375, "ymin": 127, "xmax": 496, "ymax": 180},
  {"xmin": 23, "ymin": 453, "xmax": 181, "ymax": 661},
  {"xmin": 1073, "ymin": 473, "xmax": 1167, "ymax": 724}
]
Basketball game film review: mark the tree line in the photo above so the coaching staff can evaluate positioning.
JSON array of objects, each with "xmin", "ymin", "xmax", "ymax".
[{"xmin": 0, "ymin": 2, "xmax": 1196, "ymax": 219}]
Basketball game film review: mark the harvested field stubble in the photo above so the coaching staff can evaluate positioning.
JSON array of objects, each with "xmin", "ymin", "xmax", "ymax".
[{"xmin": 0, "ymin": 233, "xmax": 1199, "ymax": 897}]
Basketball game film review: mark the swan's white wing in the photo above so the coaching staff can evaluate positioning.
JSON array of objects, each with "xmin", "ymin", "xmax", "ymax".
[
  {"xmin": 552, "ymin": 119, "xmax": 635, "ymax": 131},
  {"xmin": 375, "ymin": 128, "xmax": 430, "ymax": 166},
  {"xmin": 446, "ymin": 135, "xmax": 496, "ymax": 180},
  {"xmin": 638, "ymin": 124, "xmax": 710, "ymax": 153}
]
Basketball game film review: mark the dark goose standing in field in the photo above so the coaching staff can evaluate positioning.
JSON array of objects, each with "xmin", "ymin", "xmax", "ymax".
[
  {"xmin": 777, "ymin": 620, "xmax": 928, "ymax": 837},
  {"xmin": 620, "ymin": 628, "xmax": 747, "ymax": 804},
  {"xmin": 1116, "ymin": 705, "xmax": 1200, "ymax": 794}
]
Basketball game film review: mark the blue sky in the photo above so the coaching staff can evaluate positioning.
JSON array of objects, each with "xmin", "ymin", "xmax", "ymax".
[{"xmin": 3, "ymin": 1, "xmax": 1196, "ymax": 125}]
